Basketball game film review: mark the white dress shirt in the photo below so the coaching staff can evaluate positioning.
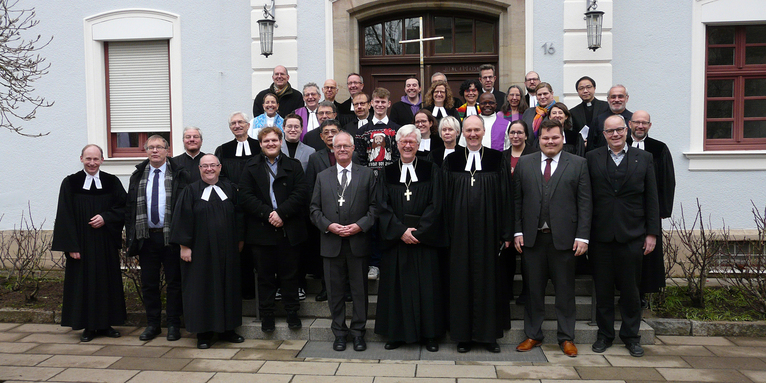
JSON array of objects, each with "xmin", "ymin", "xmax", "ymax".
[{"xmin": 146, "ymin": 162, "xmax": 167, "ymax": 228}]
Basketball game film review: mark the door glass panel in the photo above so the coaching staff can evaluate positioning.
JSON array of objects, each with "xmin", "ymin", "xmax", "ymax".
[
  {"xmin": 708, "ymin": 47, "xmax": 734, "ymax": 66},
  {"xmin": 404, "ymin": 18, "xmax": 420, "ymax": 55},
  {"xmin": 365, "ymin": 24, "xmax": 383, "ymax": 56},
  {"xmin": 454, "ymin": 18, "xmax": 473, "ymax": 53},
  {"xmin": 708, "ymin": 26, "xmax": 735, "ymax": 45},
  {"xmin": 744, "ymin": 120, "xmax": 766, "ymax": 138},
  {"xmin": 744, "ymin": 99, "xmax": 766, "ymax": 117},
  {"xmin": 707, "ymin": 79, "xmax": 733, "ymax": 97},
  {"xmin": 476, "ymin": 20, "xmax": 494, "ymax": 53},
  {"xmin": 706, "ymin": 121, "xmax": 733, "ymax": 139},
  {"xmin": 385, "ymin": 20, "xmax": 402, "ymax": 55},
  {"xmin": 745, "ymin": 46, "xmax": 766, "ymax": 65},
  {"xmin": 707, "ymin": 100, "xmax": 733, "ymax": 118},
  {"xmin": 746, "ymin": 25, "xmax": 766, "ymax": 44},
  {"xmin": 745, "ymin": 78, "xmax": 766, "ymax": 96},
  {"xmin": 434, "ymin": 17, "xmax": 452, "ymax": 54}
]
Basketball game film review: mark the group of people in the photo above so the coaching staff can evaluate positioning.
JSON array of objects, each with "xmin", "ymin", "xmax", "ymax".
[{"xmin": 52, "ymin": 64, "xmax": 675, "ymax": 358}]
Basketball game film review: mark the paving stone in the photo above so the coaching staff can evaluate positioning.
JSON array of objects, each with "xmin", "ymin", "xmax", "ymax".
[
  {"xmin": 207, "ymin": 372, "xmax": 292, "ymax": 382},
  {"xmin": 539, "ymin": 381, "xmax": 624, "ymax": 383},
  {"xmin": 0, "ymin": 366, "xmax": 65, "ymax": 381},
  {"xmin": 12, "ymin": 324, "xmax": 72, "ymax": 334},
  {"xmin": 87, "ymin": 336, "xmax": 152, "ymax": 346},
  {"xmin": 336, "ymin": 362, "xmax": 415, "ymax": 377},
  {"xmin": 182, "ymin": 359, "xmax": 264, "ymax": 372},
  {"xmin": 728, "ymin": 337, "xmax": 766, "ymax": 347},
  {"xmin": 92, "ymin": 345, "xmax": 170, "ymax": 358},
  {"xmin": 642, "ymin": 344, "xmax": 714, "ymax": 357},
  {"xmin": 279, "ymin": 340, "xmax": 308, "ymax": 350},
  {"xmin": 257, "ymin": 360, "xmax": 340, "ymax": 375},
  {"xmin": 52, "ymin": 367, "xmax": 139, "ymax": 383},
  {"xmin": 216, "ymin": 339, "xmax": 281, "ymax": 349},
  {"xmin": 162, "ymin": 347, "xmax": 239, "ymax": 359},
  {"xmin": 233, "ymin": 348, "xmax": 301, "ymax": 360},
  {"xmin": 120, "ymin": 371, "xmax": 214, "ymax": 383},
  {"xmin": 656, "ymin": 367, "xmax": 752, "ymax": 382},
  {"xmin": 141, "ymin": 337, "xmax": 198, "ymax": 348},
  {"xmin": 656, "ymin": 335, "xmax": 735, "ymax": 346},
  {"xmin": 0, "ymin": 323, "xmax": 21, "ymax": 331},
  {"xmin": 0, "ymin": 352, "xmax": 52, "ymax": 366},
  {"xmin": 0, "ymin": 332, "xmax": 29, "ymax": 342},
  {"xmin": 741, "ymin": 370, "xmax": 766, "ymax": 383},
  {"xmin": 38, "ymin": 354, "xmax": 120, "ymax": 368},
  {"xmin": 458, "ymin": 379, "xmax": 539, "ymax": 383},
  {"xmin": 26, "ymin": 343, "xmax": 103, "ymax": 355},
  {"xmin": 17, "ymin": 333, "xmax": 79, "ymax": 344},
  {"xmin": 376, "ymin": 378, "xmax": 457, "ymax": 383},
  {"xmin": 0, "ymin": 342, "xmax": 39, "ymax": 353},
  {"xmin": 682, "ymin": 356, "xmax": 766, "ymax": 370},
  {"xmin": 108, "ymin": 356, "xmax": 192, "ymax": 371},
  {"xmin": 575, "ymin": 366, "xmax": 665, "ymax": 381},
  {"xmin": 495, "ymin": 366, "xmax": 579, "ymax": 380},
  {"xmin": 290, "ymin": 377, "xmax": 374, "ymax": 383},
  {"xmin": 539, "ymin": 352, "xmax": 610, "ymax": 366},
  {"xmin": 707, "ymin": 345, "xmax": 766, "ymax": 358},
  {"xmin": 417, "ymin": 364, "xmax": 496, "ymax": 378},
  {"xmin": 604, "ymin": 355, "xmax": 691, "ymax": 368}
]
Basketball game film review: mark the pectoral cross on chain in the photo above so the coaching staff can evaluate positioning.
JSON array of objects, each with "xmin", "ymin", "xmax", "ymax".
[
  {"xmin": 470, "ymin": 176, "xmax": 475, "ymax": 187},
  {"xmin": 404, "ymin": 188, "xmax": 412, "ymax": 201},
  {"xmin": 338, "ymin": 196, "xmax": 345, "ymax": 206}
]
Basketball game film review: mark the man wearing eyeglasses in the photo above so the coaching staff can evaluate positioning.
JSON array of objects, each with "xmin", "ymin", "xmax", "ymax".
[
  {"xmin": 479, "ymin": 64, "xmax": 506, "ymax": 107},
  {"xmin": 586, "ymin": 84, "xmax": 633, "ymax": 151},
  {"xmin": 524, "ymin": 71, "xmax": 541, "ymax": 107},
  {"xmin": 570, "ymin": 76, "xmax": 609, "ymax": 136},
  {"xmin": 586, "ymin": 114, "xmax": 659, "ymax": 358},
  {"xmin": 323, "ymin": 79, "xmax": 340, "ymax": 108},
  {"xmin": 338, "ymin": 73, "xmax": 366, "ymax": 117},
  {"xmin": 126, "ymin": 135, "xmax": 189, "ymax": 342}
]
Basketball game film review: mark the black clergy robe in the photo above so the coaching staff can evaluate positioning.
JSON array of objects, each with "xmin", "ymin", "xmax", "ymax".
[
  {"xmin": 172, "ymin": 151, "xmax": 205, "ymax": 183},
  {"xmin": 443, "ymin": 148, "xmax": 513, "ymax": 343},
  {"xmin": 214, "ymin": 138, "xmax": 262, "ymax": 186},
  {"xmin": 170, "ymin": 179, "xmax": 242, "ymax": 333},
  {"xmin": 629, "ymin": 136, "xmax": 676, "ymax": 293},
  {"xmin": 374, "ymin": 160, "xmax": 446, "ymax": 343},
  {"xmin": 52, "ymin": 170, "xmax": 127, "ymax": 331}
]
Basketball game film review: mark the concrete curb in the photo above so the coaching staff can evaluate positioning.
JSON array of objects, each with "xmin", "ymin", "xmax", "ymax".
[{"xmin": 644, "ymin": 317, "xmax": 766, "ymax": 337}]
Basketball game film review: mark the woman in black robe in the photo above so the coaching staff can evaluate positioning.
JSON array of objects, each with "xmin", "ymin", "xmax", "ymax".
[
  {"xmin": 52, "ymin": 145, "xmax": 126, "ymax": 342},
  {"xmin": 375, "ymin": 125, "xmax": 445, "ymax": 352},
  {"xmin": 170, "ymin": 154, "xmax": 243, "ymax": 349}
]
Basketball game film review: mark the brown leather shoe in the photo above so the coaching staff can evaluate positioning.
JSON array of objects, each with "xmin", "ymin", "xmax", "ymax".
[
  {"xmin": 560, "ymin": 340, "xmax": 578, "ymax": 357},
  {"xmin": 516, "ymin": 338, "xmax": 542, "ymax": 352}
]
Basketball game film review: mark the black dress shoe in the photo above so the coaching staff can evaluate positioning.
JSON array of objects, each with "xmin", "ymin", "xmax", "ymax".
[
  {"xmin": 166, "ymin": 325, "xmax": 181, "ymax": 341},
  {"xmin": 101, "ymin": 327, "xmax": 121, "ymax": 338},
  {"xmin": 457, "ymin": 342, "xmax": 471, "ymax": 353},
  {"xmin": 197, "ymin": 332, "xmax": 214, "ymax": 349},
  {"xmin": 80, "ymin": 329, "xmax": 97, "ymax": 342},
  {"xmin": 139, "ymin": 325, "xmax": 161, "ymax": 341},
  {"xmin": 591, "ymin": 338, "xmax": 613, "ymax": 353},
  {"xmin": 261, "ymin": 315, "xmax": 276, "ymax": 333},
  {"xmin": 315, "ymin": 289, "xmax": 328, "ymax": 302},
  {"xmin": 485, "ymin": 342, "xmax": 501, "ymax": 353},
  {"xmin": 353, "ymin": 336, "xmax": 366, "ymax": 351},
  {"xmin": 221, "ymin": 330, "xmax": 244, "ymax": 343},
  {"xmin": 425, "ymin": 338, "xmax": 439, "ymax": 352},
  {"xmin": 287, "ymin": 312, "xmax": 302, "ymax": 329},
  {"xmin": 333, "ymin": 335, "xmax": 347, "ymax": 351},
  {"xmin": 625, "ymin": 342, "xmax": 644, "ymax": 357},
  {"xmin": 385, "ymin": 341, "xmax": 404, "ymax": 350}
]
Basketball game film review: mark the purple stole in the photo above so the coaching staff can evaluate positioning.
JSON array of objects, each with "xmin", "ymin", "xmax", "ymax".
[
  {"xmin": 293, "ymin": 107, "xmax": 310, "ymax": 141},
  {"xmin": 490, "ymin": 112, "xmax": 509, "ymax": 151}
]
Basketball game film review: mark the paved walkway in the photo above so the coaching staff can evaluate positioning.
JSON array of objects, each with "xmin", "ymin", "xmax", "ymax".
[{"xmin": 1, "ymin": 322, "xmax": 765, "ymax": 382}]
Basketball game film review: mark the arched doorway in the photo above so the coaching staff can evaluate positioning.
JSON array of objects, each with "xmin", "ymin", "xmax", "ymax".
[{"xmin": 359, "ymin": 12, "xmax": 499, "ymax": 102}]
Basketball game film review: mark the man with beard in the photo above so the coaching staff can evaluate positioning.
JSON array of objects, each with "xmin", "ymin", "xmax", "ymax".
[
  {"xmin": 172, "ymin": 127, "xmax": 204, "ymax": 183},
  {"xmin": 171, "ymin": 154, "xmax": 243, "ymax": 349},
  {"xmin": 389, "ymin": 77, "xmax": 423, "ymax": 126},
  {"xmin": 253, "ymin": 65, "xmax": 304, "ymax": 118},
  {"xmin": 586, "ymin": 84, "xmax": 633, "ymax": 151},
  {"xmin": 524, "ymin": 71, "xmax": 541, "ymax": 108}
]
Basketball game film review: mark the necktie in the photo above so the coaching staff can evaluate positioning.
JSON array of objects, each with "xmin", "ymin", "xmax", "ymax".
[
  {"xmin": 151, "ymin": 169, "xmax": 160, "ymax": 224},
  {"xmin": 544, "ymin": 158, "xmax": 552, "ymax": 182},
  {"xmin": 341, "ymin": 168, "xmax": 348, "ymax": 188}
]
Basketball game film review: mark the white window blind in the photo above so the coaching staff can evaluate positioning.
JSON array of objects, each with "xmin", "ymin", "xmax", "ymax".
[{"xmin": 106, "ymin": 40, "xmax": 171, "ymax": 133}]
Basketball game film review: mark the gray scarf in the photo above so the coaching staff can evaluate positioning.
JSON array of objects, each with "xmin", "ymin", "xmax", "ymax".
[{"xmin": 135, "ymin": 161, "xmax": 174, "ymax": 245}]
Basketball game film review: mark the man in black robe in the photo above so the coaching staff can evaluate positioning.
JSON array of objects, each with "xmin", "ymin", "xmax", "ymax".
[
  {"xmin": 170, "ymin": 154, "xmax": 244, "ymax": 349},
  {"xmin": 586, "ymin": 85, "xmax": 633, "ymax": 151},
  {"xmin": 53, "ymin": 144, "xmax": 127, "ymax": 342},
  {"xmin": 628, "ymin": 110, "xmax": 676, "ymax": 304},
  {"xmin": 214, "ymin": 111, "xmax": 262, "ymax": 300},
  {"xmin": 443, "ymin": 115, "xmax": 514, "ymax": 353},
  {"xmin": 570, "ymin": 76, "xmax": 609, "ymax": 135},
  {"xmin": 172, "ymin": 127, "xmax": 204, "ymax": 183},
  {"xmin": 375, "ymin": 125, "xmax": 445, "ymax": 352}
]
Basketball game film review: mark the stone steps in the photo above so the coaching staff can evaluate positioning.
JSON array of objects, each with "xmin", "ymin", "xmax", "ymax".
[{"xmin": 236, "ymin": 317, "xmax": 655, "ymax": 345}]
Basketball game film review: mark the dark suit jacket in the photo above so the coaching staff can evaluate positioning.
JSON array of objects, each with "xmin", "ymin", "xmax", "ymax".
[
  {"xmin": 586, "ymin": 146, "xmax": 660, "ymax": 243},
  {"xmin": 310, "ymin": 164, "xmax": 376, "ymax": 257},
  {"xmin": 389, "ymin": 100, "xmax": 421, "ymax": 126},
  {"xmin": 586, "ymin": 109, "xmax": 633, "ymax": 151},
  {"xmin": 571, "ymin": 98, "xmax": 609, "ymax": 133},
  {"xmin": 238, "ymin": 155, "xmax": 310, "ymax": 247},
  {"xmin": 488, "ymin": 89, "xmax": 506, "ymax": 108},
  {"xmin": 514, "ymin": 151, "xmax": 592, "ymax": 250},
  {"xmin": 282, "ymin": 140, "xmax": 315, "ymax": 170}
]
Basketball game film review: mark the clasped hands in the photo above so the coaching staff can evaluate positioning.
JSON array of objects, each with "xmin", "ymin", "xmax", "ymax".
[{"xmin": 328, "ymin": 223, "xmax": 362, "ymax": 237}]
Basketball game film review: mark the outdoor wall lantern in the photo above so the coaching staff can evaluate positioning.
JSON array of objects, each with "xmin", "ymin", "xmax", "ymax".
[
  {"xmin": 584, "ymin": 0, "xmax": 604, "ymax": 51},
  {"xmin": 258, "ymin": 0, "xmax": 276, "ymax": 57}
]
